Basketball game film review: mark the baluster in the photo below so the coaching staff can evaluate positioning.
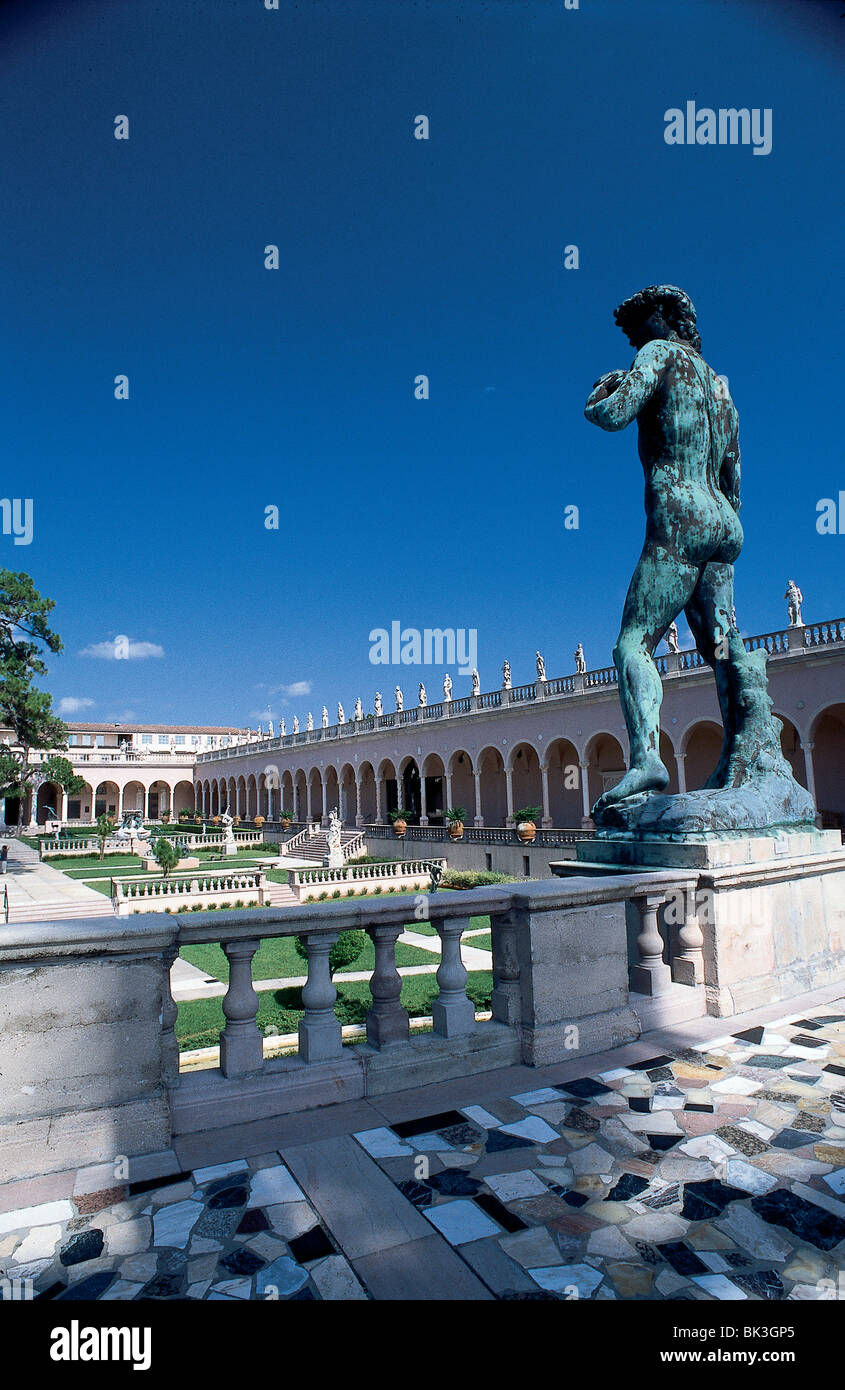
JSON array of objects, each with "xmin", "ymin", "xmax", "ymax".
[
  {"xmin": 630, "ymin": 893, "xmax": 673, "ymax": 996},
  {"xmin": 673, "ymin": 887, "xmax": 705, "ymax": 986},
  {"xmin": 490, "ymin": 910, "xmax": 521, "ymax": 1025},
  {"xmin": 366, "ymin": 925, "xmax": 410, "ymax": 1047},
  {"xmin": 220, "ymin": 938, "xmax": 263, "ymax": 1075},
  {"xmin": 432, "ymin": 915, "xmax": 476, "ymax": 1036},
  {"xmin": 299, "ymin": 933, "xmax": 343, "ymax": 1061}
]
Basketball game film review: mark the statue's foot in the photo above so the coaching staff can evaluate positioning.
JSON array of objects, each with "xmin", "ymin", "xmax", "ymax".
[{"xmin": 591, "ymin": 756, "xmax": 669, "ymax": 817}]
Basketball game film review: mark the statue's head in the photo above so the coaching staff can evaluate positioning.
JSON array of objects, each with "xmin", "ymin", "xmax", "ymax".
[{"xmin": 614, "ymin": 285, "xmax": 701, "ymax": 352}]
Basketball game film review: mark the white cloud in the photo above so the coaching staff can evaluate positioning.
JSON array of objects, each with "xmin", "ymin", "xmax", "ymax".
[
  {"xmin": 281, "ymin": 680, "xmax": 311, "ymax": 698},
  {"xmin": 79, "ymin": 636, "xmax": 165, "ymax": 661},
  {"xmin": 57, "ymin": 696, "xmax": 94, "ymax": 715}
]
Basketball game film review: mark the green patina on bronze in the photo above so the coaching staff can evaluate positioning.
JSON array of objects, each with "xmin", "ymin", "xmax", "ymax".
[{"xmin": 584, "ymin": 284, "xmax": 815, "ymax": 837}]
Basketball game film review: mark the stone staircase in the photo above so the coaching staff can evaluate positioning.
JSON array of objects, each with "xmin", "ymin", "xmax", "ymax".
[
  {"xmin": 284, "ymin": 829, "xmax": 365, "ymax": 865},
  {"xmin": 262, "ymin": 879, "xmax": 299, "ymax": 908},
  {"xmin": 5, "ymin": 891, "xmax": 116, "ymax": 923}
]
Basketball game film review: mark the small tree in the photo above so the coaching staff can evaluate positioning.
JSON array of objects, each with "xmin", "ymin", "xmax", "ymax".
[
  {"xmin": 95, "ymin": 813, "xmax": 115, "ymax": 861},
  {"xmin": 294, "ymin": 929, "xmax": 366, "ymax": 979},
  {"xmin": 153, "ymin": 836, "xmax": 180, "ymax": 879}
]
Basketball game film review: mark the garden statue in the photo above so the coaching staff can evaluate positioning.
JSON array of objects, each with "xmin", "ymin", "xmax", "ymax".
[
  {"xmin": 395, "ymin": 685, "xmax": 403, "ymax": 711},
  {"xmin": 666, "ymin": 622, "xmax": 680, "ymax": 654},
  {"xmin": 785, "ymin": 579, "xmax": 803, "ymax": 626},
  {"xmin": 443, "ymin": 673, "xmax": 452, "ymax": 700},
  {"xmin": 220, "ymin": 807, "xmax": 237, "ymax": 855},
  {"xmin": 337, "ymin": 702, "xmax": 344, "ymax": 725},
  {"xmin": 321, "ymin": 706, "xmax": 328, "ymax": 728},
  {"xmin": 536, "ymin": 651, "xmax": 546, "ymax": 681},
  {"xmin": 471, "ymin": 669, "xmax": 480, "ymax": 695},
  {"xmin": 292, "ymin": 715, "xmax": 299, "ymax": 734},
  {"xmin": 354, "ymin": 697, "xmax": 363, "ymax": 721},
  {"xmin": 574, "ymin": 643, "xmax": 586, "ymax": 674},
  {"xmin": 279, "ymin": 717, "xmax": 285, "ymax": 736},
  {"xmin": 306, "ymin": 712, "xmax": 313, "ymax": 731},
  {"xmin": 584, "ymin": 284, "xmax": 814, "ymax": 834},
  {"xmin": 502, "ymin": 659, "xmax": 511, "ymax": 689},
  {"xmin": 374, "ymin": 692, "xmax": 383, "ymax": 716},
  {"xmin": 326, "ymin": 807, "xmax": 344, "ymax": 867},
  {"xmin": 418, "ymin": 682, "xmax": 427, "ymax": 706}
]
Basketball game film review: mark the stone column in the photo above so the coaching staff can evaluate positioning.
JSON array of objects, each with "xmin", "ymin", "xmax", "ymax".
[
  {"xmin": 504, "ymin": 767, "xmax": 514, "ymax": 826},
  {"xmin": 630, "ymin": 893, "xmax": 673, "ymax": 996},
  {"xmin": 354, "ymin": 778, "xmax": 363, "ymax": 828},
  {"xmin": 161, "ymin": 945, "xmax": 181, "ymax": 1084},
  {"xmin": 299, "ymin": 934, "xmax": 343, "ymax": 1061},
  {"xmin": 432, "ymin": 917, "xmax": 476, "ymax": 1036},
  {"xmin": 419, "ymin": 776, "xmax": 428, "ymax": 827},
  {"xmin": 374, "ymin": 774, "xmax": 383, "ymax": 824},
  {"xmin": 306, "ymin": 779, "xmax": 314, "ymax": 824},
  {"xmin": 800, "ymin": 742, "xmax": 817, "ymax": 808},
  {"xmin": 444, "ymin": 769, "xmax": 453, "ymax": 814},
  {"xmin": 473, "ymin": 770, "xmax": 483, "ymax": 827},
  {"xmin": 540, "ymin": 765, "xmax": 551, "ymax": 828},
  {"xmin": 266, "ymin": 785, "xmax": 272, "ymax": 819},
  {"xmin": 675, "ymin": 752, "xmax": 687, "ymax": 794},
  {"xmin": 220, "ymin": 939, "xmax": 263, "ymax": 1076},
  {"xmin": 579, "ymin": 762, "xmax": 591, "ymax": 825},
  {"xmin": 366, "ymin": 926, "xmax": 410, "ymax": 1047}
]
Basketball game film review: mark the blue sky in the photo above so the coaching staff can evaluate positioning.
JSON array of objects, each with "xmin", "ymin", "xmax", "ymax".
[{"xmin": 2, "ymin": 0, "xmax": 842, "ymax": 729}]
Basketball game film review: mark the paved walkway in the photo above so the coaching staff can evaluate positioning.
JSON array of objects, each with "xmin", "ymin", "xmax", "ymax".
[
  {"xmin": 1, "ymin": 983, "xmax": 843, "ymax": 1301},
  {"xmin": 2, "ymin": 837, "xmax": 114, "ymax": 920}
]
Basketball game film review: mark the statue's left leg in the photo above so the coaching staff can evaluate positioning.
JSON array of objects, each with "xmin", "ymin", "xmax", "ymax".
[
  {"xmin": 593, "ymin": 544, "xmax": 699, "ymax": 814},
  {"xmin": 686, "ymin": 561, "xmax": 747, "ymax": 788}
]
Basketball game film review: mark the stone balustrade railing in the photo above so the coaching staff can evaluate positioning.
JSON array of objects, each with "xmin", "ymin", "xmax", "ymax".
[
  {"xmin": 39, "ymin": 829, "xmax": 262, "ymax": 858},
  {"xmin": 111, "ymin": 868, "xmax": 267, "ymax": 914},
  {"xmin": 196, "ymin": 617, "xmax": 845, "ymax": 763},
  {"xmin": 363, "ymin": 824, "xmax": 595, "ymax": 845},
  {"xmin": 0, "ymin": 871, "xmax": 711, "ymax": 1179},
  {"xmin": 291, "ymin": 857, "xmax": 446, "ymax": 900}
]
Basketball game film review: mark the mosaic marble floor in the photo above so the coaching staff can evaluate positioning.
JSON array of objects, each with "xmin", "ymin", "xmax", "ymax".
[
  {"xmin": 2, "ymin": 998, "xmax": 844, "ymax": 1301},
  {"xmin": 352, "ymin": 1003, "xmax": 845, "ymax": 1299}
]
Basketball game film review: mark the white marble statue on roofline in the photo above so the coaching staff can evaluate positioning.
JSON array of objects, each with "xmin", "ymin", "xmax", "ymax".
[
  {"xmin": 574, "ymin": 643, "xmax": 586, "ymax": 674},
  {"xmin": 472, "ymin": 669, "xmax": 480, "ymax": 695},
  {"xmin": 785, "ymin": 579, "xmax": 803, "ymax": 627},
  {"xmin": 536, "ymin": 651, "xmax": 546, "ymax": 681},
  {"xmin": 443, "ymin": 673, "xmax": 452, "ymax": 701},
  {"xmin": 321, "ymin": 706, "xmax": 329, "ymax": 728},
  {"xmin": 354, "ymin": 697, "xmax": 363, "ymax": 721},
  {"xmin": 666, "ymin": 622, "xmax": 680, "ymax": 654},
  {"xmin": 418, "ymin": 682, "xmax": 427, "ymax": 706},
  {"xmin": 374, "ymin": 692, "xmax": 383, "ymax": 716},
  {"xmin": 502, "ymin": 660, "xmax": 511, "ymax": 689},
  {"xmin": 337, "ymin": 702, "xmax": 345, "ymax": 725},
  {"xmin": 395, "ymin": 685, "xmax": 403, "ymax": 711}
]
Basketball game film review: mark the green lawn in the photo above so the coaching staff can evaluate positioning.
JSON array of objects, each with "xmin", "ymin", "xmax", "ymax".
[
  {"xmin": 180, "ymin": 933, "xmax": 435, "ymax": 984},
  {"xmin": 467, "ymin": 931, "xmax": 492, "ymax": 952},
  {"xmin": 176, "ymin": 970, "xmax": 494, "ymax": 1052}
]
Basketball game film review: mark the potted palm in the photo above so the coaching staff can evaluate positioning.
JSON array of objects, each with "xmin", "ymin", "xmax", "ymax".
[
  {"xmin": 445, "ymin": 807, "xmax": 467, "ymax": 841},
  {"xmin": 280, "ymin": 808, "xmax": 293, "ymax": 830},
  {"xmin": 510, "ymin": 806, "xmax": 541, "ymax": 844},
  {"xmin": 389, "ymin": 807, "xmax": 410, "ymax": 838}
]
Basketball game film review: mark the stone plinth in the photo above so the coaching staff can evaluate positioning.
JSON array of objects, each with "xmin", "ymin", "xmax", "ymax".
[
  {"xmin": 141, "ymin": 855, "xmax": 200, "ymax": 872},
  {"xmin": 0, "ymin": 916, "xmax": 177, "ymax": 1181},
  {"xmin": 564, "ymin": 831, "xmax": 845, "ymax": 1017}
]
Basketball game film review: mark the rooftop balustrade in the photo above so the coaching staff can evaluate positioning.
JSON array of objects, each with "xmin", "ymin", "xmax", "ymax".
[{"xmin": 194, "ymin": 618, "xmax": 845, "ymax": 763}]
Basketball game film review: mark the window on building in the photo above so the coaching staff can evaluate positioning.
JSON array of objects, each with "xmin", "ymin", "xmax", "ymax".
[
  {"xmin": 175, "ymin": 735, "xmax": 185, "ymax": 745},
  {"xmin": 158, "ymin": 735, "xmax": 169, "ymax": 746},
  {"xmin": 96, "ymin": 735, "xmax": 104, "ymax": 747},
  {"xmin": 82, "ymin": 734, "xmax": 91, "ymax": 746},
  {"xmin": 68, "ymin": 734, "xmax": 77, "ymax": 746},
  {"xmin": 141, "ymin": 735, "xmax": 152, "ymax": 745}
]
